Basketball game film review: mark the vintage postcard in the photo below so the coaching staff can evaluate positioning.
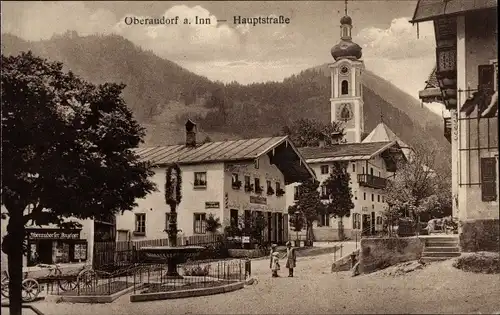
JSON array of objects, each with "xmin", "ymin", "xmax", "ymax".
[{"xmin": 1, "ymin": 1, "xmax": 498, "ymax": 314}]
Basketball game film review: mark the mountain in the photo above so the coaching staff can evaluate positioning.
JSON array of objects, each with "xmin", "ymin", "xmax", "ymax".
[{"xmin": 1, "ymin": 33, "xmax": 450, "ymax": 168}]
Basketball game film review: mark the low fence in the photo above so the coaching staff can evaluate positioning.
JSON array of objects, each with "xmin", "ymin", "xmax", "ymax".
[
  {"xmin": 45, "ymin": 267, "xmax": 136, "ymax": 297},
  {"xmin": 132, "ymin": 259, "xmax": 248, "ymax": 295},
  {"xmin": 93, "ymin": 234, "xmax": 225, "ymax": 271}
]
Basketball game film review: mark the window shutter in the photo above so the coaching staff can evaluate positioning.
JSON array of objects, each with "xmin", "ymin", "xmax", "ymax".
[
  {"xmin": 481, "ymin": 157, "xmax": 497, "ymax": 202},
  {"xmin": 478, "ymin": 65, "xmax": 495, "ymax": 92}
]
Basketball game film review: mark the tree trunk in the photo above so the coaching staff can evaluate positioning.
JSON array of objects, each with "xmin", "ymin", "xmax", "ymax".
[
  {"xmin": 306, "ymin": 222, "xmax": 314, "ymax": 246},
  {"xmin": 339, "ymin": 218, "xmax": 344, "ymax": 240},
  {"xmin": 6, "ymin": 212, "xmax": 25, "ymax": 315}
]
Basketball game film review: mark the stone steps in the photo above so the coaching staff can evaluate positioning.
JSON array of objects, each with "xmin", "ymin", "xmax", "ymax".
[
  {"xmin": 421, "ymin": 236, "xmax": 460, "ymax": 263},
  {"xmin": 421, "ymin": 251, "xmax": 461, "ymax": 258},
  {"xmin": 423, "ymin": 246, "xmax": 460, "ymax": 252}
]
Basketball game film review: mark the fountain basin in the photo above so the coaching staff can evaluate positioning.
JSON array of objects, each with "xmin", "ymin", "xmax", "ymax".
[{"xmin": 139, "ymin": 246, "xmax": 205, "ymax": 259}]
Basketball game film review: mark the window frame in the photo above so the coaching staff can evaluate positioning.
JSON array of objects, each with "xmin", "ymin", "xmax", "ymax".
[
  {"xmin": 320, "ymin": 165, "xmax": 329, "ymax": 175},
  {"xmin": 134, "ymin": 213, "xmax": 146, "ymax": 235},
  {"xmin": 490, "ymin": 59, "xmax": 498, "ymax": 92},
  {"xmin": 194, "ymin": 172, "xmax": 207, "ymax": 188},
  {"xmin": 193, "ymin": 212, "xmax": 207, "ymax": 234},
  {"xmin": 294, "ymin": 186, "xmax": 300, "ymax": 200}
]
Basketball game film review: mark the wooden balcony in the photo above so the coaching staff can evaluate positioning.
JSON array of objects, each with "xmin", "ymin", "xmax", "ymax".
[{"xmin": 357, "ymin": 174, "xmax": 388, "ymax": 189}]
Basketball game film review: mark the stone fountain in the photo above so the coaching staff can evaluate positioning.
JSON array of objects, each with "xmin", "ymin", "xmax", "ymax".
[{"xmin": 139, "ymin": 245, "xmax": 204, "ymax": 279}]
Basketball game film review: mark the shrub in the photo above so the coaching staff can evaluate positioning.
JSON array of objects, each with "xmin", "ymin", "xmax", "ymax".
[
  {"xmin": 183, "ymin": 264, "xmax": 211, "ymax": 276},
  {"xmin": 452, "ymin": 252, "xmax": 500, "ymax": 274}
]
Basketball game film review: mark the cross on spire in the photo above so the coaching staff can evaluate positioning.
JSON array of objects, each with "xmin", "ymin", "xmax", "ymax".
[
  {"xmin": 380, "ymin": 106, "xmax": 384, "ymax": 123},
  {"xmin": 345, "ymin": 0, "xmax": 348, "ymax": 16}
]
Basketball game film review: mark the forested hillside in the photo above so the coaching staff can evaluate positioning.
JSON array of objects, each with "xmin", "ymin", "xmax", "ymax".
[{"xmin": 1, "ymin": 32, "xmax": 450, "ymax": 168}]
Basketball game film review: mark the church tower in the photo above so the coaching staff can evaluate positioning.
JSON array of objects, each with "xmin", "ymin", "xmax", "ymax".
[{"xmin": 329, "ymin": 1, "xmax": 365, "ymax": 143}]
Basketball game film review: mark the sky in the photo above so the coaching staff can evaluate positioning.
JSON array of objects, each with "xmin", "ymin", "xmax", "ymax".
[{"xmin": 1, "ymin": 1, "xmax": 444, "ymax": 115}]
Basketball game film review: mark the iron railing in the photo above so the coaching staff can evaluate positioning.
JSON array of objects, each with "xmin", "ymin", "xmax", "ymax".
[
  {"xmin": 457, "ymin": 88, "xmax": 498, "ymax": 187},
  {"xmin": 131, "ymin": 259, "xmax": 248, "ymax": 295},
  {"xmin": 357, "ymin": 174, "xmax": 388, "ymax": 189}
]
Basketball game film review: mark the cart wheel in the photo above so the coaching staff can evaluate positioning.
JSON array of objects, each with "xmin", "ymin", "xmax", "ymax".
[
  {"xmin": 77, "ymin": 269, "xmax": 97, "ymax": 289},
  {"xmin": 1, "ymin": 274, "xmax": 9, "ymax": 298},
  {"xmin": 21, "ymin": 278, "xmax": 40, "ymax": 302},
  {"xmin": 59, "ymin": 277, "xmax": 78, "ymax": 291}
]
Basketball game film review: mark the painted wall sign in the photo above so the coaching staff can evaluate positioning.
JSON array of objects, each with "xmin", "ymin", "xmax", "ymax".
[
  {"xmin": 205, "ymin": 201, "xmax": 220, "ymax": 209},
  {"xmin": 250, "ymin": 196, "xmax": 267, "ymax": 205},
  {"xmin": 26, "ymin": 229, "xmax": 81, "ymax": 240}
]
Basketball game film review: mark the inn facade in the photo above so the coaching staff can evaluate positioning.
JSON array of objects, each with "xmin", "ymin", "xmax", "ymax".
[{"xmin": 115, "ymin": 120, "xmax": 315, "ymax": 245}]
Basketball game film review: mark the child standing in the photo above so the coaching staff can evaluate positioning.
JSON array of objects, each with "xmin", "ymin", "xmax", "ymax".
[{"xmin": 271, "ymin": 251, "xmax": 280, "ymax": 277}]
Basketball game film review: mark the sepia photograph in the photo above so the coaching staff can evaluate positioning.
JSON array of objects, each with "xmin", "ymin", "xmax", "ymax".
[{"xmin": 1, "ymin": 0, "xmax": 498, "ymax": 314}]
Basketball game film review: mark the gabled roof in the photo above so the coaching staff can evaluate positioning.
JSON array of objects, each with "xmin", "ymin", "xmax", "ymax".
[
  {"xmin": 410, "ymin": 0, "xmax": 497, "ymax": 23},
  {"xmin": 362, "ymin": 123, "xmax": 410, "ymax": 148},
  {"xmin": 298, "ymin": 141, "xmax": 398, "ymax": 163},
  {"xmin": 135, "ymin": 136, "xmax": 316, "ymax": 184}
]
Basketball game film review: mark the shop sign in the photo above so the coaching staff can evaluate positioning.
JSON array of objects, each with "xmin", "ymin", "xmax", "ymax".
[
  {"xmin": 26, "ymin": 229, "xmax": 81, "ymax": 240},
  {"xmin": 205, "ymin": 201, "xmax": 220, "ymax": 209},
  {"xmin": 250, "ymin": 196, "xmax": 267, "ymax": 205}
]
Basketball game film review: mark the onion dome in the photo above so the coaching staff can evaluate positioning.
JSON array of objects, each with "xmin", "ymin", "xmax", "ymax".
[
  {"xmin": 330, "ymin": 14, "xmax": 362, "ymax": 61},
  {"xmin": 331, "ymin": 40, "xmax": 362, "ymax": 61},
  {"xmin": 340, "ymin": 15, "xmax": 352, "ymax": 25}
]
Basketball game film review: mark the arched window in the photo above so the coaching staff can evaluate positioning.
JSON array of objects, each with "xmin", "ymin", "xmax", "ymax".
[
  {"xmin": 342, "ymin": 26, "xmax": 350, "ymax": 38},
  {"xmin": 341, "ymin": 80, "xmax": 349, "ymax": 95}
]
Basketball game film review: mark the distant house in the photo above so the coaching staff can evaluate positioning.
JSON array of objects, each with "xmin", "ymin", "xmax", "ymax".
[
  {"xmin": 412, "ymin": 0, "xmax": 498, "ymax": 251},
  {"xmin": 286, "ymin": 140, "xmax": 405, "ymax": 241},
  {"xmin": 115, "ymin": 120, "xmax": 315, "ymax": 245}
]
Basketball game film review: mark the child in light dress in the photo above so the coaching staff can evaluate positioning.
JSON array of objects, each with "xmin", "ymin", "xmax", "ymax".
[{"xmin": 271, "ymin": 251, "xmax": 280, "ymax": 277}]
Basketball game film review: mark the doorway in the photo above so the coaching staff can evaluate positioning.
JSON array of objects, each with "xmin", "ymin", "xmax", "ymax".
[{"xmin": 38, "ymin": 240, "xmax": 53, "ymax": 264}]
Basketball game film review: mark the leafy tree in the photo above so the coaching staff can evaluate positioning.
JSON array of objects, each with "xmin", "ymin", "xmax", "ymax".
[
  {"xmin": 383, "ymin": 143, "xmax": 452, "ymax": 231},
  {"xmin": 291, "ymin": 179, "xmax": 324, "ymax": 245},
  {"xmin": 1, "ymin": 52, "xmax": 156, "ymax": 315},
  {"xmin": 205, "ymin": 214, "xmax": 222, "ymax": 233},
  {"xmin": 279, "ymin": 118, "xmax": 344, "ymax": 147},
  {"xmin": 288, "ymin": 205, "xmax": 305, "ymax": 242},
  {"xmin": 323, "ymin": 162, "xmax": 355, "ymax": 240}
]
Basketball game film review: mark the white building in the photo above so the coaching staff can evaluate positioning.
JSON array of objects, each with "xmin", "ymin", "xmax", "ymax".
[
  {"xmin": 115, "ymin": 120, "xmax": 315, "ymax": 245},
  {"xmin": 286, "ymin": 11, "xmax": 407, "ymax": 241},
  {"xmin": 412, "ymin": 0, "xmax": 498, "ymax": 252}
]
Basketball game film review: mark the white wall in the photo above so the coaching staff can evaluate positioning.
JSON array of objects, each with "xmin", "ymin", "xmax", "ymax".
[
  {"xmin": 456, "ymin": 10, "xmax": 499, "ymax": 222},
  {"xmin": 223, "ymin": 154, "xmax": 287, "ymax": 219},
  {"xmin": 115, "ymin": 163, "xmax": 225, "ymax": 240},
  {"xmin": 116, "ymin": 154, "xmax": 291, "ymax": 240}
]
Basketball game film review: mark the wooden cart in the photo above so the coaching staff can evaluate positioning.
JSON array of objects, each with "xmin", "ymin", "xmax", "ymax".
[{"xmin": 1, "ymin": 264, "xmax": 96, "ymax": 302}]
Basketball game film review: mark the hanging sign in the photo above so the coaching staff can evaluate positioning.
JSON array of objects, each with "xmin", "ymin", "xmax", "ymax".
[
  {"xmin": 250, "ymin": 196, "xmax": 267, "ymax": 205},
  {"xmin": 205, "ymin": 201, "xmax": 220, "ymax": 209}
]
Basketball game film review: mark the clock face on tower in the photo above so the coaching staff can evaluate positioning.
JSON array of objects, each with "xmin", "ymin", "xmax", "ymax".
[{"xmin": 340, "ymin": 65, "xmax": 350, "ymax": 75}]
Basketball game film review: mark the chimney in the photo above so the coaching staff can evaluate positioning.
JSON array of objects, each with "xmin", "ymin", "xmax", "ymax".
[{"xmin": 185, "ymin": 119, "xmax": 197, "ymax": 147}]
